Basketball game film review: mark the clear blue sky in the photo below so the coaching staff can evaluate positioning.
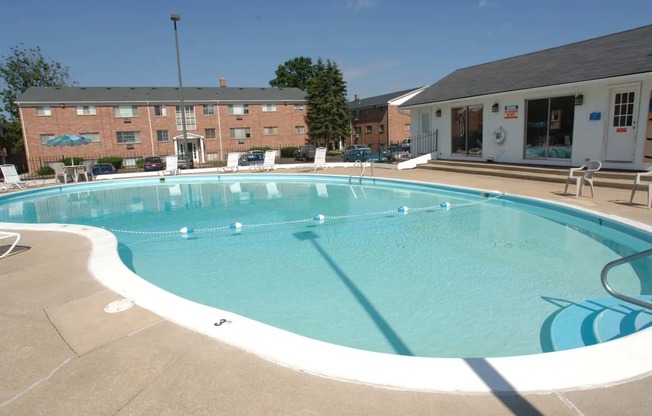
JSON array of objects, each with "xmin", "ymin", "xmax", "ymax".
[{"xmin": 2, "ymin": 0, "xmax": 651, "ymax": 100}]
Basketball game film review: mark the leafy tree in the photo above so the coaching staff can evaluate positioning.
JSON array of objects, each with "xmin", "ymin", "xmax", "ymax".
[
  {"xmin": 269, "ymin": 56, "xmax": 316, "ymax": 92},
  {"xmin": 0, "ymin": 45, "xmax": 75, "ymax": 151},
  {"xmin": 305, "ymin": 59, "xmax": 350, "ymax": 148}
]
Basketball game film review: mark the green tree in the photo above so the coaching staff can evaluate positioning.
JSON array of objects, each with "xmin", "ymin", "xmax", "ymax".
[
  {"xmin": 305, "ymin": 59, "xmax": 350, "ymax": 148},
  {"xmin": 0, "ymin": 45, "xmax": 75, "ymax": 151},
  {"xmin": 269, "ymin": 56, "xmax": 316, "ymax": 92}
]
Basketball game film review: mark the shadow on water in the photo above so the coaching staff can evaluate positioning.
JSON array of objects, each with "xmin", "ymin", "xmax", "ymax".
[
  {"xmin": 293, "ymin": 230, "xmax": 413, "ymax": 356},
  {"xmin": 117, "ymin": 242, "xmax": 136, "ymax": 272}
]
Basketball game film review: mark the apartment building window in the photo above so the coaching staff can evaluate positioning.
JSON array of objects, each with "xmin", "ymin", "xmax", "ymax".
[
  {"xmin": 175, "ymin": 105, "xmax": 196, "ymax": 130},
  {"xmin": 230, "ymin": 128, "xmax": 250, "ymax": 139},
  {"xmin": 36, "ymin": 106, "xmax": 51, "ymax": 116},
  {"xmin": 156, "ymin": 130, "xmax": 169, "ymax": 142},
  {"xmin": 76, "ymin": 105, "xmax": 96, "ymax": 115},
  {"xmin": 354, "ymin": 126, "xmax": 362, "ymax": 135},
  {"xmin": 116, "ymin": 131, "xmax": 142, "ymax": 144},
  {"xmin": 405, "ymin": 124, "xmax": 411, "ymax": 131},
  {"xmin": 379, "ymin": 124, "xmax": 385, "ymax": 133},
  {"xmin": 114, "ymin": 105, "xmax": 138, "ymax": 117},
  {"xmin": 80, "ymin": 132, "xmax": 100, "ymax": 143},
  {"xmin": 294, "ymin": 104, "xmax": 304, "ymax": 111},
  {"xmin": 154, "ymin": 105, "xmax": 167, "ymax": 116},
  {"xmin": 262, "ymin": 104, "xmax": 277, "ymax": 112},
  {"xmin": 263, "ymin": 126, "xmax": 278, "ymax": 135},
  {"xmin": 205, "ymin": 128, "xmax": 216, "ymax": 139},
  {"xmin": 203, "ymin": 104, "xmax": 214, "ymax": 115},
  {"xmin": 40, "ymin": 133, "xmax": 55, "ymax": 144},
  {"xmin": 228, "ymin": 104, "xmax": 249, "ymax": 115},
  {"xmin": 366, "ymin": 125, "xmax": 372, "ymax": 134},
  {"xmin": 295, "ymin": 125, "xmax": 305, "ymax": 134}
]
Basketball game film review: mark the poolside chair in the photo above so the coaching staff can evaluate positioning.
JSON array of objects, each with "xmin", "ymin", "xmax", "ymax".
[
  {"xmin": 563, "ymin": 160, "xmax": 601, "ymax": 198},
  {"xmin": 1, "ymin": 164, "xmax": 39, "ymax": 189},
  {"xmin": 49, "ymin": 162, "xmax": 71, "ymax": 184},
  {"xmin": 160, "ymin": 155, "xmax": 179, "ymax": 176},
  {"xmin": 629, "ymin": 170, "xmax": 652, "ymax": 208},
  {"xmin": 77, "ymin": 160, "xmax": 96, "ymax": 181},
  {"xmin": 219, "ymin": 152, "xmax": 240, "ymax": 173},
  {"xmin": 0, "ymin": 231, "xmax": 21, "ymax": 259},
  {"xmin": 310, "ymin": 147, "xmax": 328, "ymax": 172},
  {"xmin": 254, "ymin": 150, "xmax": 277, "ymax": 172}
]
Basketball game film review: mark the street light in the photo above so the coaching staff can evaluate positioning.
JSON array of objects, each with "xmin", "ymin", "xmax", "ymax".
[{"xmin": 170, "ymin": 13, "xmax": 188, "ymax": 161}]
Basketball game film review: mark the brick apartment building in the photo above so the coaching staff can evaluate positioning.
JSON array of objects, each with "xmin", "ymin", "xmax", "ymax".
[
  {"xmin": 15, "ymin": 79, "xmax": 309, "ymax": 172},
  {"xmin": 348, "ymin": 87, "xmax": 426, "ymax": 149}
]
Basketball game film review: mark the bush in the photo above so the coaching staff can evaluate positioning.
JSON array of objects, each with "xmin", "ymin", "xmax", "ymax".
[
  {"xmin": 280, "ymin": 147, "xmax": 297, "ymax": 158},
  {"xmin": 136, "ymin": 158, "xmax": 145, "ymax": 169},
  {"xmin": 98, "ymin": 157, "xmax": 123, "ymax": 171},
  {"xmin": 59, "ymin": 157, "xmax": 85, "ymax": 165},
  {"xmin": 38, "ymin": 166, "xmax": 54, "ymax": 176}
]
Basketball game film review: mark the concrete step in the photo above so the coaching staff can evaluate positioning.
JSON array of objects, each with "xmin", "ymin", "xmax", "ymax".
[{"xmin": 418, "ymin": 160, "xmax": 638, "ymax": 189}]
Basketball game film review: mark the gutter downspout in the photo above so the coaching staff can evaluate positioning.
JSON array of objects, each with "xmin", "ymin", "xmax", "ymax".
[{"xmin": 18, "ymin": 107, "xmax": 31, "ymax": 173}]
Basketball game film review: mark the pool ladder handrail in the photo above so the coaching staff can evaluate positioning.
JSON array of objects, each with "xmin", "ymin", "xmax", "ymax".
[
  {"xmin": 600, "ymin": 248, "xmax": 652, "ymax": 310},
  {"xmin": 349, "ymin": 160, "xmax": 374, "ymax": 183}
]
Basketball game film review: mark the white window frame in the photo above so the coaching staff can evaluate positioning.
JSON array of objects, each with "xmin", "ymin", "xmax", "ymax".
[
  {"xmin": 230, "ymin": 128, "xmax": 251, "ymax": 139},
  {"xmin": 262, "ymin": 103, "xmax": 277, "ymax": 112},
  {"xmin": 154, "ymin": 105, "xmax": 167, "ymax": 116},
  {"xmin": 113, "ymin": 105, "xmax": 138, "ymax": 117},
  {"xmin": 116, "ymin": 131, "xmax": 142, "ymax": 144},
  {"xmin": 76, "ymin": 105, "xmax": 97, "ymax": 115},
  {"xmin": 228, "ymin": 104, "xmax": 249, "ymax": 115},
  {"xmin": 205, "ymin": 128, "xmax": 216, "ymax": 139},
  {"xmin": 294, "ymin": 104, "xmax": 304, "ymax": 111},
  {"xmin": 156, "ymin": 130, "xmax": 169, "ymax": 142},
  {"xmin": 203, "ymin": 104, "xmax": 215, "ymax": 115},
  {"xmin": 295, "ymin": 125, "xmax": 305, "ymax": 134},
  {"xmin": 175, "ymin": 105, "xmax": 196, "ymax": 130},
  {"xmin": 36, "ymin": 106, "xmax": 52, "ymax": 116},
  {"xmin": 263, "ymin": 126, "xmax": 278, "ymax": 135},
  {"xmin": 79, "ymin": 132, "xmax": 100, "ymax": 143},
  {"xmin": 40, "ymin": 133, "xmax": 55, "ymax": 144}
]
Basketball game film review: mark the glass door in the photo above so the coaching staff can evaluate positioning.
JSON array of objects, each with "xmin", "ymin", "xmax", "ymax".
[
  {"xmin": 525, "ymin": 96, "xmax": 574, "ymax": 159},
  {"xmin": 451, "ymin": 105, "xmax": 483, "ymax": 156}
]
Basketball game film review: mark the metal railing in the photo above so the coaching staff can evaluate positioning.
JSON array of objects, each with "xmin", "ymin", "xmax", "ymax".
[
  {"xmin": 349, "ymin": 160, "xmax": 374, "ymax": 183},
  {"xmin": 600, "ymin": 248, "xmax": 652, "ymax": 310}
]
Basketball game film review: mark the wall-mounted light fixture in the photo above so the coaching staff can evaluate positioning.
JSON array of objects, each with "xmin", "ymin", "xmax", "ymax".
[
  {"xmin": 435, "ymin": 109, "xmax": 441, "ymax": 117},
  {"xmin": 574, "ymin": 93, "xmax": 583, "ymax": 106},
  {"xmin": 491, "ymin": 103, "xmax": 499, "ymax": 113},
  {"xmin": 60, "ymin": 103, "xmax": 66, "ymax": 109}
]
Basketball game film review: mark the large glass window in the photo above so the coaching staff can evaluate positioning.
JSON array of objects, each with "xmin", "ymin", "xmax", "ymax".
[
  {"xmin": 228, "ymin": 104, "xmax": 249, "ymax": 115},
  {"xmin": 116, "ymin": 131, "xmax": 142, "ymax": 144},
  {"xmin": 175, "ymin": 105, "xmax": 196, "ymax": 130},
  {"xmin": 76, "ymin": 106, "xmax": 96, "ymax": 115},
  {"xmin": 230, "ymin": 128, "xmax": 250, "ymax": 139},
  {"xmin": 525, "ymin": 96, "xmax": 574, "ymax": 159},
  {"xmin": 451, "ymin": 105, "xmax": 483, "ymax": 156},
  {"xmin": 36, "ymin": 106, "xmax": 51, "ymax": 116},
  {"xmin": 113, "ymin": 106, "xmax": 138, "ymax": 117}
]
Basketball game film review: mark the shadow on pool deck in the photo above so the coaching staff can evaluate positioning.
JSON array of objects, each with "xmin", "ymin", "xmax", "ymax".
[{"xmin": 1, "ymin": 168, "xmax": 651, "ymax": 415}]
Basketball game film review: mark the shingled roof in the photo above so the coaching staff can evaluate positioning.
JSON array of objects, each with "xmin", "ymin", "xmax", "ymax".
[
  {"xmin": 16, "ymin": 86, "xmax": 307, "ymax": 106},
  {"xmin": 348, "ymin": 87, "xmax": 424, "ymax": 110},
  {"xmin": 403, "ymin": 24, "xmax": 652, "ymax": 107}
]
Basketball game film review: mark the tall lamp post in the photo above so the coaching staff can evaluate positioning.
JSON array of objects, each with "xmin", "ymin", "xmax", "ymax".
[{"xmin": 170, "ymin": 13, "xmax": 188, "ymax": 160}]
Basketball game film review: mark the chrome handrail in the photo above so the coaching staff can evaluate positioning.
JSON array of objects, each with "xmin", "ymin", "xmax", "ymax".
[
  {"xmin": 600, "ymin": 248, "xmax": 652, "ymax": 310},
  {"xmin": 348, "ymin": 160, "xmax": 373, "ymax": 183}
]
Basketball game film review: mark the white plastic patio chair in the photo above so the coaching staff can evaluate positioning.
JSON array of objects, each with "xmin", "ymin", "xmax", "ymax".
[
  {"xmin": 0, "ymin": 231, "xmax": 21, "ymax": 259},
  {"xmin": 254, "ymin": 150, "xmax": 277, "ymax": 172},
  {"xmin": 219, "ymin": 152, "xmax": 240, "ymax": 173},
  {"xmin": 563, "ymin": 160, "xmax": 601, "ymax": 198},
  {"xmin": 1, "ymin": 164, "xmax": 38, "ymax": 189},
  {"xmin": 160, "ymin": 155, "xmax": 179, "ymax": 176},
  {"xmin": 310, "ymin": 147, "xmax": 328, "ymax": 172},
  {"xmin": 629, "ymin": 170, "xmax": 652, "ymax": 208},
  {"xmin": 77, "ymin": 160, "xmax": 96, "ymax": 181},
  {"xmin": 49, "ymin": 162, "xmax": 70, "ymax": 184}
]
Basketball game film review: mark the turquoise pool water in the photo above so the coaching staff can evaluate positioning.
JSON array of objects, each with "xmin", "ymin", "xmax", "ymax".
[{"xmin": 1, "ymin": 175, "xmax": 650, "ymax": 358}]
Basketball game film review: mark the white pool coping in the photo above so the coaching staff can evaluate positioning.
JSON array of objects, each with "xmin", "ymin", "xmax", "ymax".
[{"xmin": 2, "ymin": 177, "xmax": 652, "ymax": 393}]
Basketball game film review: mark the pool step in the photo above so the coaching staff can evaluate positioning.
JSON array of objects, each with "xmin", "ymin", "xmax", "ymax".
[{"xmin": 549, "ymin": 295, "xmax": 652, "ymax": 351}]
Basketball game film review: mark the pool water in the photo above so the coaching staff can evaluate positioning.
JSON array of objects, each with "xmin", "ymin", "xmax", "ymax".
[{"xmin": 1, "ymin": 175, "xmax": 650, "ymax": 358}]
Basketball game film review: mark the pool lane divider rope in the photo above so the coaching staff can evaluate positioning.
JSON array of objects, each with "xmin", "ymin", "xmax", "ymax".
[{"xmin": 104, "ymin": 192, "xmax": 505, "ymax": 237}]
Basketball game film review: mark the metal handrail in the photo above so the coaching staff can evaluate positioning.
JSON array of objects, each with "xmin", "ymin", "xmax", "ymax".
[
  {"xmin": 600, "ymin": 248, "xmax": 652, "ymax": 310},
  {"xmin": 348, "ymin": 160, "xmax": 373, "ymax": 183}
]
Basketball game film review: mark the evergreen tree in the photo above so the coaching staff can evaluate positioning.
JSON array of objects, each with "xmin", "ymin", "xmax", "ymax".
[{"xmin": 305, "ymin": 59, "xmax": 349, "ymax": 148}]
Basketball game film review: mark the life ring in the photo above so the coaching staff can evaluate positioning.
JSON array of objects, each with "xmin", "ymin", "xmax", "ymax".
[{"xmin": 494, "ymin": 127, "xmax": 506, "ymax": 144}]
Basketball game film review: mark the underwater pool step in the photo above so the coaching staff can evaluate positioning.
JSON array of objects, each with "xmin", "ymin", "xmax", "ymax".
[{"xmin": 549, "ymin": 295, "xmax": 652, "ymax": 351}]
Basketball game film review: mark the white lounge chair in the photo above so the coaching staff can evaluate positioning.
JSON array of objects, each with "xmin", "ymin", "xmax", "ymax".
[
  {"xmin": 629, "ymin": 170, "xmax": 652, "ymax": 208},
  {"xmin": 563, "ymin": 160, "xmax": 601, "ymax": 198},
  {"xmin": 219, "ymin": 152, "xmax": 240, "ymax": 173},
  {"xmin": 160, "ymin": 156, "xmax": 179, "ymax": 176},
  {"xmin": 310, "ymin": 147, "xmax": 328, "ymax": 171},
  {"xmin": 1, "ymin": 164, "xmax": 39, "ymax": 189},
  {"xmin": 0, "ymin": 231, "xmax": 21, "ymax": 259},
  {"xmin": 255, "ymin": 150, "xmax": 277, "ymax": 172}
]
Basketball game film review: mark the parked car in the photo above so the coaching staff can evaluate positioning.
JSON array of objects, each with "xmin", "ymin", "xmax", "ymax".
[
  {"xmin": 91, "ymin": 163, "xmax": 116, "ymax": 176},
  {"xmin": 380, "ymin": 146, "xmax": 410, "ymax": 162},
  {"xmin": 344, "ymin": 144, "xmax": 371, "ymax": 155},
  {"xmin": 239, "ymin": 151, "xmax": 265, "ymax": 166},
  {"xmin": 294, "ymin": 144, "xmax": 316, "ymax": 161},
  {"xmin": 143, "ymin": 156, "xmax": 165, "ymax": 171},
  {"xmin": 342, "ymin": 148, "xmax": 387, "ymax": 163},
  {"xmin": 178, "ymin": 156, "xmax": 194, "ymax": 169}
]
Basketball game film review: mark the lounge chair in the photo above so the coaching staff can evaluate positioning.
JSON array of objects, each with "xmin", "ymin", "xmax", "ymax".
[
  {"xmin": 629, "ymin": 170, "xmax": 652, "ymax": 208},
  {"xmin": 563, "ymin": 160, "xmax": 601, "ymax": 197},
  {"xmin": 254, "ymin": 150, "xmax": 277, "ymax": 172},
  {"xmin": 0, "ymin": 231, "xmax": 21, "ymax": 259},
  {"xmin": 310, "ymin": 147, "xmax": 328, "ymax": 171},
  {"xmin": 0, "ymin": 164, "xmax": 39, "ymax": 189},
  {"xmin": 160, "ymin": 155, "xmax": 179, "ymax": 176},
  {"xmin": 219, "ymin": 152, "xmax": 240, "ymax": 173}
]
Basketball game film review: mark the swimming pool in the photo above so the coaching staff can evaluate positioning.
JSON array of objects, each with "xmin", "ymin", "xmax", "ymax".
[{"xmin": 1, "ymin": 174, "xmax": 651, "ymax": 392}]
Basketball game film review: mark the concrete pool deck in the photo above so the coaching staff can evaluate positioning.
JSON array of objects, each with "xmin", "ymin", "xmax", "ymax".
[{"xmin": 1, "ymin": 167, "xmax": 651, "ymax": 415}]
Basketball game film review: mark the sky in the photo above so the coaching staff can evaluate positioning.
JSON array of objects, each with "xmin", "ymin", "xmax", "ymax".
[{"xmin": 2, "ymin": 0, "xmax": 652, "ymax": 101}]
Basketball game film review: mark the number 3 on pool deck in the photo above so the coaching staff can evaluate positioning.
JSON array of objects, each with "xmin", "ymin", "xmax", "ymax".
[{"xmin": 214, "ymin": 318, "xmax": 232, "ymax": 326}]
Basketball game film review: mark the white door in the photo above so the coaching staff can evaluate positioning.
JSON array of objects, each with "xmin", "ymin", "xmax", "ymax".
[{"xmin": 605, "ymin": 85, "xmax": 639, "ymax": 162}]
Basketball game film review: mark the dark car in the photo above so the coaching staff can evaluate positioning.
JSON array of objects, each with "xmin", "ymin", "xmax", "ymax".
[
  {"xmin": 178, "ymin": 156, "xmax": 194, "ymax": 169},
  {"xmin": 143, "ymin": 156, "xmax": 165, "ymax": 171},
  {"xmin": 342, "ymin": 149, "xmax": 387, "ymax": 163},
  {"xmin": 91, "ymin": 163, "xmax": 116, "ymax": 176},
  {"xmin": 294, "ymin": 144, "xmax": 316, "ymax": 161},
  {"xmin": 239, "ymin": 152, "xmax": 265, "ymax": 166}
]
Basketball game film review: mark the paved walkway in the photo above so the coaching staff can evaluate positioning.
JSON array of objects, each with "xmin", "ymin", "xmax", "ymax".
[{"xmin": 1, "ymin": 168, "xmax": 651, "ymax": 415}]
